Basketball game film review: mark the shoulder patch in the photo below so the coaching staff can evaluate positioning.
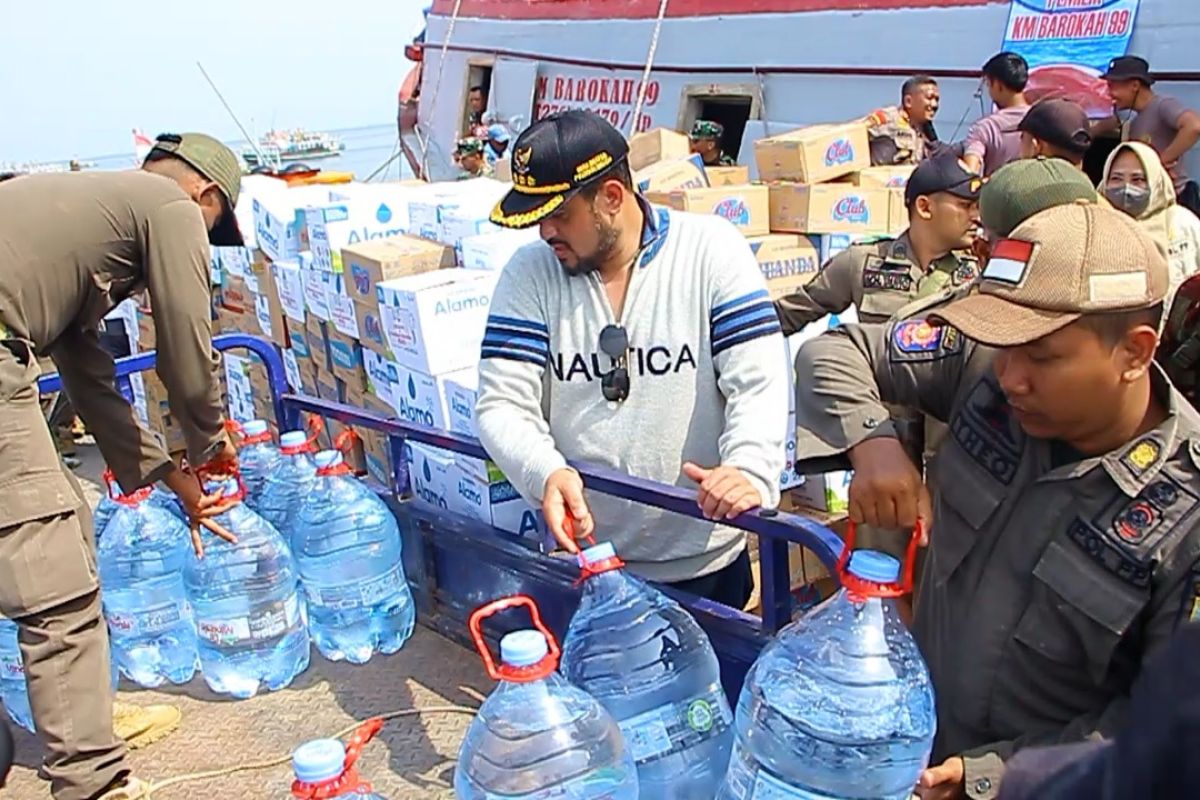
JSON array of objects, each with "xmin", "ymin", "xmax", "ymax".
[
  {"xmin": 982, "ymin": 239, "xmax": 1034, "ymax": 285},
  {"xmin": 889, "ymin": 319, "xmax": 963, "ymax": 362},
  {"xmin": 1123, "ymin": 437, "xmax": 1162, "ymax": 476},
  {"xmin": 864, "ymin": 267, "xmax": 914, "ymax": 292},
  {"xmin": 953, "ymin": 258, "xmax": 980, "ymax": 286},
  {"xmin": 950, "ymin": 377, "xmax": 1024, "ymax": 484}
]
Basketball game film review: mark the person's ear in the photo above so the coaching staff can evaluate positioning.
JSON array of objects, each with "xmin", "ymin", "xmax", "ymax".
[
  {"xmin": 914, "ymin": 195, "xmax": 933, "ymax": 221},
  {"xmin": 598, "ymin": 179, "xmax": 625, "ymax": 216},
  {"xmin": 1117, "ymin": 324, "xmax": 1160, "ymax": 382}
]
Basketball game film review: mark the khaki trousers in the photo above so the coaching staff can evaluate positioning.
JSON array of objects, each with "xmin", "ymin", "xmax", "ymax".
[{"xmin": 0, "ymin": 339, "xmax": 126, "ymax": 800}]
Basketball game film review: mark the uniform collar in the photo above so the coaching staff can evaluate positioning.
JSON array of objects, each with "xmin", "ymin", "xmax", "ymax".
[{"xmin": 1047, "ymin": 366, "xmax": 1192, "ymax": 496}]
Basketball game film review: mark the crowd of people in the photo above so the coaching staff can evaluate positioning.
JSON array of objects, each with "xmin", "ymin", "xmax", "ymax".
[{"xmin": 2, "ymin": 49, "xmax": 1200, "ymax": 800}]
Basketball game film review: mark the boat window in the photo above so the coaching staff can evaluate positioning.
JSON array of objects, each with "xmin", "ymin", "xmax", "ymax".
[
  {"xmin": 463, "ymin": 63, "xmax": 495, "ymax": 136},
  {"xmin": 679, "ymin": 85, "xmax": 759, "ymax": 164}
]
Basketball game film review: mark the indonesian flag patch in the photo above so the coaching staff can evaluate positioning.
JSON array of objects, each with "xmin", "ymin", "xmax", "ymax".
[{"xmin": 982, "ymin": 239, "xmax": 1034, "ymax": 285}]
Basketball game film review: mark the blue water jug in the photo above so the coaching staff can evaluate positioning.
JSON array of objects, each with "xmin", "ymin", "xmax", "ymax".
[
  {"xmin": 236, "ymin": 418, "xmax": 282, "ymax": 510},
  {"xmin": 561, "ymin": 542, "xmax": 733, "ymax": 799},
  {"xmin": 455, "ymin": 596, "xmax": 639, "ymax": 800},
  {"xmin": 147, "ymin": 484, "xmax": 187, "ymax": 523},
  {"xmin": 92, "ymin": 472, "xmax": 120, "ymax": 541},
  {"xmin": 291, "ymin": 720, "xmax": 388, "ymax": 799},
  {"xmin": 294, "ymin": 450, "xmax": 414, "ymax": 664},
  {"xmin": 97, "ymin": 483, "xmax": 199, "ymax": 688},
  {"xmin": 717, "ymin": 529, "xmax": 935, "ymax": 800},
  {"xmin": 0, "ymin": 617, "xmax": 33, "ymax": 733},
  {"xmin": 257, "ymin": 430, "xmax": 318, "ymax": 544},
  {"xmin": 184, "ymin": 479, "xmax": 310, "ymax": 699}
]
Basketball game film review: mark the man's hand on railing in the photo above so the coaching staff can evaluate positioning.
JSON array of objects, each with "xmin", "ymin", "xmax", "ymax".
[{"xmin": 682, "ymin": 462, "xmax": 762, "ymax": 521}]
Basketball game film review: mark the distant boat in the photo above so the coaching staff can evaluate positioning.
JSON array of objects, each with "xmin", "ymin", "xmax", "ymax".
[
  {"xmin": 0, "ymin": 158, "xmax": 95, "ymax": 175},
  {"xmin": 242, "ymin": 129, "xmax": 345, "ymax": 166}
]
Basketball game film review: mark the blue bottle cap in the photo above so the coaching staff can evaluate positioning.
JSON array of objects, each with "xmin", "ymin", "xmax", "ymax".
[
  {"xmin": 292, "ymin": 738, "xmax": 345, "ymax": 784},
  {"xmin": 847, "ymin": 550, "xmax": 901, "ymax": 583},
  {"xmin": 314, "ymin": 450, "xmax": 343, "ymax": 469},
  {"xmin": 280, "ymin": 430, "xmax": 307, "ymax": 449},
  {"xmin": 578, "ymin": 541, "xmax": 617, "ymax": 568},
  {"xmin": 500, "ymin": 630, "xmax": 548, "ymax": 667},
  {"xmin": 242, "ymin": 419, "xmax": 269, "ymax": 437}
]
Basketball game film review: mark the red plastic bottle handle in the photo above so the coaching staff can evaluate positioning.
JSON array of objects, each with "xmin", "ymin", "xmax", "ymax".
[
  {"xmin": 836, "ymin": 519, "xmax": 923, "ymax": 598},
  {"xmin": 467, "ymin": 595, "xmax": 560, "ymax": 681}
]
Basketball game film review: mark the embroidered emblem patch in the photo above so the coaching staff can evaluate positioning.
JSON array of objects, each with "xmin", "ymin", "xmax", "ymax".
[
  {"xmin": 1124, "ymin": 438, "xmax": 1162, "ymax": 475},
  {"xmin": 1113, "ymin": 500, "xmax": 1159, "ymax": 543},
  {"xmin": 864, "ymin": 269, "xmax": 914, "ymax": 291},
  {"xmin": 953, "ymin": 260, "xmax": 980, "ymax": 285},
  {"xmin": 951, "ymin": 378, "xmax": 1023, "ymax": 484},
  {"xmin": 893, "ymin": 319, "xmax": 943, "ymax": 352}
]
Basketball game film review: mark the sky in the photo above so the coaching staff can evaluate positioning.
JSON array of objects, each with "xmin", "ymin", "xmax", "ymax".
[{"xmin": 0, "ymin": 0, "xmax": 428, "ymax": 163}]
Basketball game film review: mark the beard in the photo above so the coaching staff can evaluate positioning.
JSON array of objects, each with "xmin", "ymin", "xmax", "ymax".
[{"xmin": 555, "ymin": 209, "xmax": 622, "ymax": 277}]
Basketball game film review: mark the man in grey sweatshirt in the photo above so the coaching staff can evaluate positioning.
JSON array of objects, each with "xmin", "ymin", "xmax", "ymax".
[{"xmin": 476, "ymin": 110, "xmax": 789, "ymax": 607}]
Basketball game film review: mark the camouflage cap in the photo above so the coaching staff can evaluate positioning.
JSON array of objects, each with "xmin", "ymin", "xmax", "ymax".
[
  {"xmin": 690, "ymin": 120, "xmax": 724, "ymax": 140},
  {"xmin": 146, "ymin": 132, "xmax": 243, "ymax": 246},
  {"xmin": 932, "ymin": 203, "xmax": 1168, "ymax": 347},
  {"xmin": 979, "ymin": 157, "xmax": 1098, "ymax": 238},
  {"xmin": 456, "ymin": 136, "xmax": 485, "ymax": 156}
]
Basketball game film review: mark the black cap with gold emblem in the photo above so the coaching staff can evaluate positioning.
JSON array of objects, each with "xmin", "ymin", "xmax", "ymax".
[{"xmin": 492, "ymin": 110, "xmax": 630, "ymax": 229}]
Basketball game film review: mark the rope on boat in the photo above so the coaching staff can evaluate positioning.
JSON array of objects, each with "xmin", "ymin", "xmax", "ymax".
[
  {"xmin": 423, "ymin": 0, "xmax": 466, "ymax": 179},
  {"xmin": 138, "ymin": 704, "xmax": 478, "ymax": 797},
  {"xmin": 629, "ymin": 0, "xmax": 671, "ymax": 137}
]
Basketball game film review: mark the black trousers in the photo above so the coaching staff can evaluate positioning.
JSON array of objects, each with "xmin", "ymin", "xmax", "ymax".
[{"xmin": 665, "ymin": 547, "xmax": 754, "ymax": 609}]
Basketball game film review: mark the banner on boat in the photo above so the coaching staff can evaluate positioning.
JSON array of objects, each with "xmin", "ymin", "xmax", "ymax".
[
  {"xmin": 1001, "ymin": 0, "xmax": 1142, "ymax": 115},
  {"xmin": 534, "ymin": 69, "xmax": 661, "ymax": 133}
]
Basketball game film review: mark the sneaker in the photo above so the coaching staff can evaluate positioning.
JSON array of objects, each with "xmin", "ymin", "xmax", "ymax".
[
  {"xmin": 113, "ymin": 702, "xmax": 181, "ymax": 750},
  {"xmin": 95, "ymin": 776, "xmax": 150, "ymax": 800}
]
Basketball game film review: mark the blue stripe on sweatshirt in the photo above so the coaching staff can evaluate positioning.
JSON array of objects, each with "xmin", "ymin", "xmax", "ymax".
[
  {"xmin": 710, "ymin": 288, "xmax": 769, "ymax": 320},
  {"xmin": 487, "ymin": 314, "xmax": 549, "ymax": 334},
  {"xmin": 712, "ymin": 318, "xmax": 782, "ymax": 356},
  {"xmin": 712, "ymin": 302, "xmax": 777, "ymax": 341},
  {"xmin": 480, "ymin": 346, "xmax": 548, "ymax": 368}
]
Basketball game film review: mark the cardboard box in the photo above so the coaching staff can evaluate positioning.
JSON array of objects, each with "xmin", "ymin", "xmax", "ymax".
[
  {"xmin": 644, "ymin": 185, "xmax": 770, "ymax": 236},
  {"xmin": 887, "ymin": 188, "xmax": 909, "ymax": 236},
  {"xmin": 328, "ymin": 286, "xmax": 361, "ymax": 340},
  {"xmin": 445, "ymin": 371, "xmax": 479, "ymax": 438},
  {"xmin": 251, "ymin": 260, "xmax": 290, "ymax": 348},
  {"xmin": 136, "ymin": 308, "xmax": 156, "ymax": 352},
  {"xmin": 327, "ymin": 419, "xmax": 367, "ymax": 473},
  {"xmin": 363, "ymin": 348, "xmax": 400, "ymax": 408},
  {"xmin": 704, "ymin": 165, "xmax": 751, "ymax": 187},
  {"xmin": 851, "ymin": 165, "xmax": 916, "ymax": 189},
  {"xmin": 406, "ymin": 441, "xmax": 552, "ymax": 551},
  {"xmin": 272, "ymin": 260, "xmax": 307, "ymax": 324},
  {"xmin": 327, "ymin": 327, "xmax": 367, "ymax": 392},
  {"xmin": 306, "ymin": 316, "xmax": 331, "ymax": 374},
  {"xmin": 305, "ymin": 192, "xmax": 416, "ymax": 273},
  {"xmin": 438, "ymin": 209, "xmax": 501, "ymax": 252},
  {"xmin": 301, "ymin": 268, "xmax": 335, "ymax": 322},
  {"xmin": 315, "ymin": 368, "xmax": 342, "ymax": 404},
  {"xmin": 459, "ymin": 229, "xmax": 541, "ymax": 271},
  {"xmin": 628, "ymin": 128, "xmax": 692, "ymax": 172},
  {"xmin": 285, "ymin": 317, "xmax": 311, "ymax": 364},
  {"xmin": 341, "ymin": 236, "xmax": 455, "ymax": 305},
  {"xmin": 251, "ymin": 186, "xmax": 332, "ymax": 263},
  {"xmin": 376, "ymin": 269, "xmax": 499, "ymax": 375},
  {"xmin": 354, "ymin": 300, "xmax": 390, "ymax": 358},
  {"xmin": 748, "ymin": 233, "xmax": 821, "ymax": 282},
  {"xmin": 390, "ymin": 364, "xmax": 475, "ymax": 430},
  {"xmin": 634, "ymin": 154, "xmax": 710, "ymax": 194},
  {"xmin": 754, "ymin": 122, "xmax": 870, "ymax": 184},
  {"xmin": 221, "ymin": 274, "xmax": 250, "ymax": 314},
  {"xmin": 768, "ymin": 183, "xmax": 891, "ymax": 235}
]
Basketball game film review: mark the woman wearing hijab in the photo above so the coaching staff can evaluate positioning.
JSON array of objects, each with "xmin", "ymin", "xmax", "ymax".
[{"xmin": 1101, "ymin": 141, "xmax": 1200, "ymax": 311}]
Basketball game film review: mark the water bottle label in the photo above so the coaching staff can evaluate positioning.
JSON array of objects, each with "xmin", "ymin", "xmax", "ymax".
[
  {"xmin": 197, "ymin": 593, "xmax": 301, "ymax": 646},
  {"xmin": 306, "ymin": 565, "xmax": 406, "ymax": 610},
  {"xmin": 0, "ymin": 654, "xmax": 23, "ymax": 679},
  {"xmin": 105, "ymin": 601, "xmax": 184, "ymax": 637},
  {"xmin": 617, "ymin": 686, "xmax": 733, "ymax": 766}
]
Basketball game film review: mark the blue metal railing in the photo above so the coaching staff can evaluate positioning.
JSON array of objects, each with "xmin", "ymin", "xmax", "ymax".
[{"xmin": 39, "ymin": 333, "xmax": 845, "ymax": 635}]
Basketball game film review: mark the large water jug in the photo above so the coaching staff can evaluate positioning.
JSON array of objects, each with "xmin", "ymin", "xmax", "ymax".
[
  {"xmin": 92, "ymin": 477, "xmax": 119, "ymax": 541},
  {"xmin": 257, "ymin": 430, "xmax": 318, "ymax": 544},
  {"xmin": 717, "ymin": 532, "xmax": 935, "ymax": 800},
  {"xmin": 184, "ymin": 479, "xmax": 310, "ymax": 698},
  {"xmin": 98, "ymin": 483, "xmax": 199, "ymax": 688},
  {"xmin": 0, "ymin": 617, "xmax": 33, "ymax": 733},
  {"xmin": 293, "ymin": 450, "xmax": 414, "ymax": 664},
  {"xmin": 561, "ymin": 542, "xmax": 733, "ymax": 799},
  {"xmin": 455, "ymin": 596, "xmax": 639, "ymax": 800},
  {"xmin": 291, "ymin": 720, "xmax": 388, "ymax": 799},
  {"xmin": 147, "ymin": 484, "xmax": 187, "ymax": 523},
  {"xmin": 236, "ymin": 419, "xmax": 282, "ymax": 509}
]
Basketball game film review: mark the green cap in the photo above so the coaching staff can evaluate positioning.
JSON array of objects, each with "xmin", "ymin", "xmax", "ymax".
[
  {"xmin": 455, "ymin": 136, "xmax": 485, "ymax": 156},
  {"xmin": 690, "ymin": 120, "xmax": 724, "ymax": 140},
  {"xmin": 980, "ymin": 157, "xmax": 1098, "ymax": 238},
  {"xmin": 146, "ymin": 132, "xmax": 244, "ymax": 246}
]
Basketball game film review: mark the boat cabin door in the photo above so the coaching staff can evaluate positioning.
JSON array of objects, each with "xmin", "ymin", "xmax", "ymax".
[{"xmin": 489, "ymin": 58, "xmax": 540, "ymax": 136}]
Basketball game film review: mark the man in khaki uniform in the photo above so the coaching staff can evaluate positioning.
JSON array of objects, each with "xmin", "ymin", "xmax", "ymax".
[
  {"xmin": 775, "ymin": 154, "xmax": 982, "ymax": 333},
  {"xmin": 866, "ymin": 75, "xmax": 942, "ymax": 165},
  {"xmin": 0, "ymin": 133, "xmax": 242, "ymax": 800},
  {"xmin": 793, "ymin": 201, "xmax": 1200, "ymax": 799}
]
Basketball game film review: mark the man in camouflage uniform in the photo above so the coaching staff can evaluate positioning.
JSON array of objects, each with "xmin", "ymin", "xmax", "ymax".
[
  {"xmin": 794, "ymin": 202, "xmax": 1200, "ymax": 800},
  {"xmin": 866, "ymin": 75, "xmax": 942, "ymax": 166},
  {"xmin": 689, "ymin": 120, "xmax": 737, "ymax": 166},
  {"xmin": 455, "ymin": 136, "xmax": 494, "ymax": 179}
]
